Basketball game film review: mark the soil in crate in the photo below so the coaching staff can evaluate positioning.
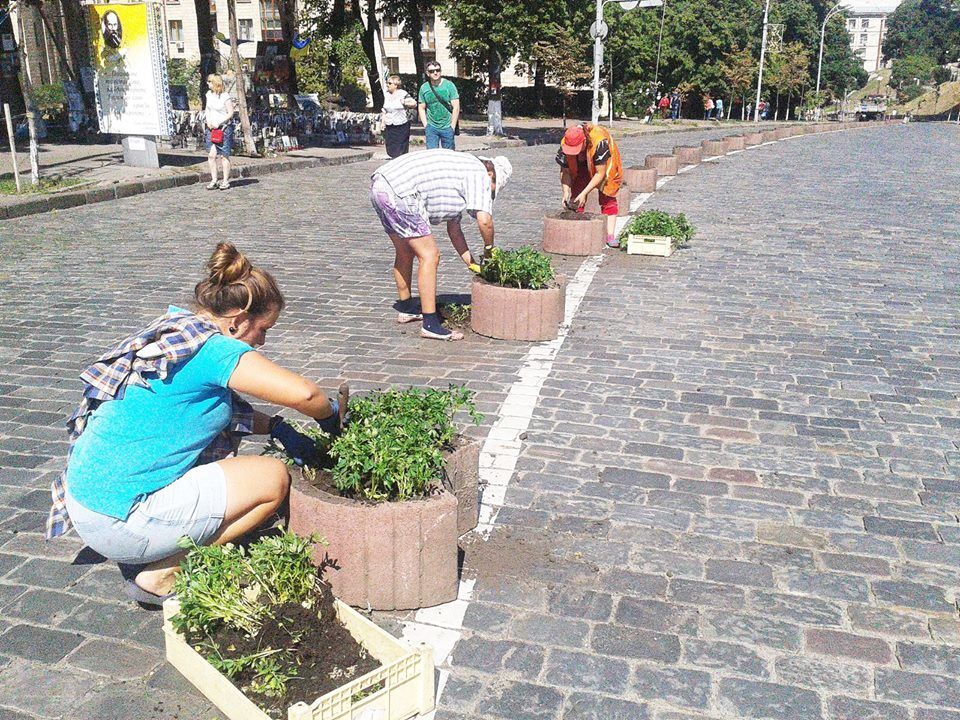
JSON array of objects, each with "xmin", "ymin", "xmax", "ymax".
[{"xmin": 195, "ymin": 585, "xmax": 381, "ymax": 719}]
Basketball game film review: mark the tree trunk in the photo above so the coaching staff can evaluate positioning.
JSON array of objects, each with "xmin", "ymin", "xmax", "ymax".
[
  {"xmin": 726, "ymin": 96, "xmax": 732, "ymax": 119},
  {"xmin": 226, "ymin": 0, "xmax": 256, "ymax": 155},
  {"xmin": 279, "ymin": 0, "xmax": 298, "ymax": 101},
  {"xmin": 14, "ymin": 10, "xmax": 39, "ymax": 184},
  {"xmin": 328, "ymin": 0, "xmax": 346, "ymax": 90},
  {"xmin": 354, "ymin": 0, "xmax": 383, "ymax": 109},
  {"xmin": 194, "ymin": 0, "xmax": 216, "ymax": 109},
  {"xmin": 786, "ymin": 91, "xmax": 792, "ymax": 120},
  {"xmin": 35, "ymin": 4, "xmax": 78, "ymax": 86},
  {"xmin": 775, "ymin": 89, "xmax": 781, "ymax": 120},
  {"xmin": 405, "ymin": 0, "xmax": 425, "ymax": 81},
  {"xmin": 534, "ymin": 61, "xmax": 545, "ymax": 114},
  {"xmin": 487, "ymin": 45, "xmax": 503, "ymax": 136}
]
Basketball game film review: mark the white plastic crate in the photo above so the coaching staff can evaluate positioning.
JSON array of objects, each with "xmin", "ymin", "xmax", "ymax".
[
  {"xmin": 626, "ymin": 234, "xmax": 674, "ymax": 257},
  {"xmin": 162, "ymin": 598, "xmax": 435, "ymax": 720}
]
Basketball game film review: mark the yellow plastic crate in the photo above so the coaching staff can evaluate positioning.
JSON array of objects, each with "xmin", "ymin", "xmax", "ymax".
[
  {"xmin": 626, "ymin": 234, "xmax": 674, "ymax": 257},
  {"xmin": 162, "ymin": 598, "xmax": 435, "ymax": 720}
]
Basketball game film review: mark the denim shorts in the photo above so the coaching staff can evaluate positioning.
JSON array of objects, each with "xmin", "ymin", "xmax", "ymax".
[
  {"xmin": 205, "ymin": 125, "xmax": 234, "ymax": 157},
  {"xmin": 65, "ymin": 462, "xmax": 228, "ymax": 563}
]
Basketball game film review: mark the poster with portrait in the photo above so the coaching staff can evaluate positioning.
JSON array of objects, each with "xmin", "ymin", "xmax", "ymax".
[{"xmin": 87, "ymin": 3, "xmax": 173, "ymax": 136}]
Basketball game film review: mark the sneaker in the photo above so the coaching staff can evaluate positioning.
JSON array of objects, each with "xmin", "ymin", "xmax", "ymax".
[
  {"xmin": 397, "ymin": 311, "xmax": 423, "ymax": 324},
  {"xmin": 421, "ymin": 326, "xmax": 464, "ymax": 341},
  {"xmin": 205, "ymin": 181, "xmax": 218, "ymax": 190},
  {"xmin": 218, "ymin": 179, "xmax": 231, "ymax": 190},
  {"xmin": 606, "ymin": 238, "xmax": 621, "ymax": 248}
]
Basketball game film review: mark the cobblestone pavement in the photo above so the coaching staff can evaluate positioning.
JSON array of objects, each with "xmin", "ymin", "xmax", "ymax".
[{"xmin": 0, "ymin": 123, "xmax": 956, "ymax": 719}]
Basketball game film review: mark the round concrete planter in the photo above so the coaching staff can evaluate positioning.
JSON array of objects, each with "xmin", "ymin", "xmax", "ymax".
[
  {"xmin": 743, "ymin": 132, "xmax": 764, "ymax": 146},
  {"xmin": 722, "ymin": 135, "xmax": 746, "ymax": 152},
  {"xmin": 623, "ymin": 166, "xmax": 657, "ymax": 193},
  {"xmin": 644, "ymin": 154, "xmax": 678, "ymax": 176},
  {"xmin": 673, "ymin": 145, "xmax": 702, "ymax": 165},
  {"xmin": 542, "ymin": 212, "xmax": 606, "ymax": 256},
  {"xmin": 584, "ymin": 184, "xmax": 631, "ymax": 216},
  {"xmin": 443, "ymin": 438, "xmax": 480, "ymax": 537},
  {"xmin": 701, "ymin": 139, "xmax": 726, "ymax": 157},
  {"xmin": 471, "ymin": 275, "xmax": 567, "ymax": 342},
  {"xmin": 289, "ymin": 470, "xmax": 459, "ymax": 610}
]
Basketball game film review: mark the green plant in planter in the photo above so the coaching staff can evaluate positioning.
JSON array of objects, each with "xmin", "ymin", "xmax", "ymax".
[
  {"xmin": 262, "ymin": 420, "xmax": 333, "ymax": 470},
  {"xmin": 329, "ymin": 385, "xmax": 482, "ymax": 502},
  {"xmin": 480, "ymin": 246, "xmax": 555, "ymax": 290},
  {"xmin": 619, "ymin": 210, "xmax": 695, "ymax": 249},
  {"xmin": 30, "ymin": 82, "xmax": 67, "ymax": 111}
]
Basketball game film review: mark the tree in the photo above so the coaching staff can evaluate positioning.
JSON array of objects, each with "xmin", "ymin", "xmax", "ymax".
[
  {"xmin": 226, "ymin": 0, "xmax": 255, "ymax": 154},
  {"xmin": 883, "ymin": 0, "xmax": 960, "ymax": 64},
  {"xmin": 721, "ymin": 46, "xmax": 756, "ymax": 118},
  {"xmin": 891, "ymin": 53, "xmax": 936, "ymax": 88},
  {"xmin": 381, "ymin": 0, "xmax": 438, "ymax": 80},
  {"xmin": 526, "ymin": 25, "xmax": 591, "ymax": 125},
  {"xmin": 194, "ymin": 0, "xmax": 216, "ymax": 109},
  {"xmin": 766, "ymin": 41, "xmax": 810, "ymax": 119}
]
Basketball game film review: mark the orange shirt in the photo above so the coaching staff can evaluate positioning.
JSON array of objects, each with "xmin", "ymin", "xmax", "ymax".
[{"xmin": 559, "ymin": 124, "xmax": 623, "ymax": 196}]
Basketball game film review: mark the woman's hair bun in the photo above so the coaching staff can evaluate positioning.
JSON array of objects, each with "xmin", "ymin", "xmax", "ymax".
[{"xmin": 206, "ymin": 242, "xmax": 252, "ymax": 287}]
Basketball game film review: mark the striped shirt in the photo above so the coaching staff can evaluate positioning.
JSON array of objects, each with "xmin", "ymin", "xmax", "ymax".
[{"xmin": 373, "ymin": 150, "xmax": 493, "ymax": 224}]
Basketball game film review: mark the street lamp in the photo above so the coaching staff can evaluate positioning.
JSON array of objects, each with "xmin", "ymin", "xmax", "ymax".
[
  {"xmin": 592, "ymin": 0, "xmax": 663, "ymax": 123},
  {"xmin": 816, "ymin": 2, "xmax": 847, "ymax": 100},
  {"xmin": 752, "ymin": 0, "xmax": 771, "ymax": 122}
]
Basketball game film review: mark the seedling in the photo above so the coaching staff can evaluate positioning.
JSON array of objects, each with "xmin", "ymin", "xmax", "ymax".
[
  {"xmin": 480, "ymin": 246, "xmax": 555, "ymax": 290},
  {"xmin": 619, "ymin": 210, "xmax": 695, "ymax": 249}
]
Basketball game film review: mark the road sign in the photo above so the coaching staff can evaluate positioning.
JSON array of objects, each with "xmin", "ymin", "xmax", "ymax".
[{"xmin": 589, "ymin": 20, "xmax": 609, "ymax": 40}]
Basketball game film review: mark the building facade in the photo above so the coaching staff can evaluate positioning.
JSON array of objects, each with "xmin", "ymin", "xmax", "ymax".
[
  {"xmin": 844, "ymin": 0, "xmax": 902, "ymax": 73},
  {"xmin": 161, "ymin": 0, "xmax": 282, "ymax": 63}
]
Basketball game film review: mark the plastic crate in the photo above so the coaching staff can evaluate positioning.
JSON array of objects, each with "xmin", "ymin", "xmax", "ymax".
[
  {"xmin": 626, "ymin": 234, "xmax": 674, "ymax": 257},
  {"xmin": 162, "ymin": 598, "xmax": 435, "ymax": 720}
]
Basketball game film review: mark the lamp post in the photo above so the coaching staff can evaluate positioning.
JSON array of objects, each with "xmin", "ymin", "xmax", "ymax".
[
  {"xmin": 752, "ymin": 0, "xmax": 771, "ymax": 122},
  {"xmin": 592, "ymin": 0, "xmax": 663, "ymax": 123},
  {"xmin": 816, "ymin": 2, "xmax": 846, "ymax": 100},
  {"xmin": 652, "ymin": 0, "xmax": 667, "ymax": 96}
]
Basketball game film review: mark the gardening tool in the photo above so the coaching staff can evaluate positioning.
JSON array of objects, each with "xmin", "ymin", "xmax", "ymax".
[{"xmin": 338, "ymin": 382, "xmax": 349, "ymax": 430}]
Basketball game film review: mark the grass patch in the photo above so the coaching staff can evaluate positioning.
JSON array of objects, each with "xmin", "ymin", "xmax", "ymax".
[{"xmin": 0, "ymin": 176, "xmax": 85, "ymax": 195}]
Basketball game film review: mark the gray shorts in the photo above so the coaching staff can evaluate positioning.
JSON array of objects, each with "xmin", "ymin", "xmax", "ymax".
[
  {"xmin": 65, "ymin": 462, "xmax": 227, "ymax": 563},
  {"xmin": 369, "ymin": 174, "xmax": 432, "ymax": 239}
]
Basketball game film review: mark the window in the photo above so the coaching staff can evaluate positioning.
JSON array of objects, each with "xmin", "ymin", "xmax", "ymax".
[
  {"xmin": 382, "ymin": 21, "xmax": 399, "ymax": 39},
  {"xmin": 385, "ymin": 56, "xmax": 399, "ymax": 74},
  {"xmin": 847, "ymin": 18, "xmax": 855, "ymax": 29},
  {"xmin": 859, "ymin": 33, "xmax": 868, "ymax": 44},
  {"xmin": 421, "ymin": 14, "xmax": 435, "ymax": 50},
  {"xmin": 422, "ymin": 51, "xmax": 437, "ymax": 69},
  {"xmin": 260, "ymin": 0, "xmax": 282, "ymax": 40},
  {"xmin": 168, "ymin": 19, "xmax": 184, "ymax": 43},
  {"xmin": 861, "ymin": 18, "xmax": 869, "ymax": 28},
  {"xmin": 210, "ymin": 0, "xmax": 217, "ymax": 36},
  {"xmin": 239, "ymin": 18, "xmax": 253, "ymax": 40}
]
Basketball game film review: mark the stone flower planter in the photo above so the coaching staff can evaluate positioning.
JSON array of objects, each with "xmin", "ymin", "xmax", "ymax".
[
  {"xmin": 542, "ymin": 211, "xmax": 606, "ymax": 256},
  {"xmin": 743, "ymin": 132, "xmax": 764, "ymax": 146},
  {"xmin": 722, "ymin": 135, "xmax": 745, "ymax": 152},
  {"xmin": 471, "ymin": 274, "xmax": 567, "ymax": 342},
  {"xmin": 623, "ymin": 166, "xmax": 657, "ymax": 193},
  {"xmin": 673, "ymin": 145, "xmax": 702, "ymax": 165},
  {"xmin": 701, "ymin": 139, "xmax": 726, "ymax": 157},
  {"xmin": 289, "ymin": 469, "xmax": 459, "ymax": 610},
  {"xmin": 443, "ymin": 438, "xmax": 480, "ymax": 537},
  {"xmin": 644, "ymin": 153, "xmax": 678, "ymax": 176},
  {"xmin": 584, "ymin": 184, "xmax": 631, "ymax": 216}
]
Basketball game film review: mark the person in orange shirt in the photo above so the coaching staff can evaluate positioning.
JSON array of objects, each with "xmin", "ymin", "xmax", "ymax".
[{"xmin": 556, "ymin": 123, "xmax": 624, "ymax": 248}]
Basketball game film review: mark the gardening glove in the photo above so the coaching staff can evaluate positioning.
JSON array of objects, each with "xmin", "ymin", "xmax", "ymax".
[
  {"xmin": 315, "ymin": 399, "xmax": 341, "ymax": 437},
  {"xmin": 270, "ymin": 419, "xmax": 321, "ymax": 467},
  {"xmin": 468, "ymin": 262, "xmax": 482, "ymax": 274}
]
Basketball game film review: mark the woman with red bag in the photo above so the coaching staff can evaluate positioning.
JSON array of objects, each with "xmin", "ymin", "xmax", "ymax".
[{"xmin": 204, "ymin": 74, "xmax": 235, "ymax": 190}]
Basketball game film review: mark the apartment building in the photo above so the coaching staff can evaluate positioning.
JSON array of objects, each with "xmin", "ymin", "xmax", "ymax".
[
  {"xmin": 844, "ymin": 0, "xmax": 902, "ymax": 73},
  {"xmin": 161, "ymin": 0, "xmax": 282, "ymax": 63}
]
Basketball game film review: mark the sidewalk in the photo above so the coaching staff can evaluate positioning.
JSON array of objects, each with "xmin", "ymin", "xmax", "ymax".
[{"xmin": 0, "ymin": 116, "xmax": 781, "ymax": 220}]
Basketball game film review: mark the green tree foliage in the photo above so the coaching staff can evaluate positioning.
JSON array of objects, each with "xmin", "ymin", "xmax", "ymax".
[
  {"xmin": 882, "ymin": 0, "xmax": 960, "ymax": 64},
  {"xmin": 891, "ymin": 53, "xmax": 937, "ymax": 87}
]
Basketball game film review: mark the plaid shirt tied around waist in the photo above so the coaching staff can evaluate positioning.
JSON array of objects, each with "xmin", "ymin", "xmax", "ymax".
[{"xmin": 45, "ymin": 310, "xmax": 254, "ymax": 540}]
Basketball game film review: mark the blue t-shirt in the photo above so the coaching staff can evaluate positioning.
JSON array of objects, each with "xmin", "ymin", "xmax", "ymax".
[{"xmin": 66, "ymin": 333, "xmax": 253, "ymax": 520}]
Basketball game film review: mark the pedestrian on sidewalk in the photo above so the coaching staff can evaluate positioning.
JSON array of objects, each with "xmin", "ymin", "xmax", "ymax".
[
  {"xmin": 204, "ymin": 74, "xmax": 235, "ymax": 190},
  {"xmin": 418, "ymin": 62, "xmax": 459, "ymax": 150},
  {"xmin": 715, "ymin": 97, "xmax": 724, "ymax": 121},
  {"xmin": 381, "ymin": 74, "xmax": 418, "ymax": 158},
  {"xmin": 658, "ymin": 94, "xmax": 671, "ymax": 119},
  {"xmin": 670, "ymin": 90, "xmax": 681, "ymax": 120},
  {"xmin": 46, "ymin": 242, "xmax": 342, "ymax": 606},
  {"xmin": 369, "ymin": 150, "xmax": 512, "ymax": 341},
  {"xmin": 703, "ymin": 93, "xmax": 714, "ymax": 120},
  {"xmin": 556, "ymin": 123, "xmax": 623, "ymax": 248}
]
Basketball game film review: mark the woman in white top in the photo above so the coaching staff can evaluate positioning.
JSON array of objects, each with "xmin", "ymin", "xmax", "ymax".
[
  {"xmin": 205, "ymin": 74, "xmax": 235, "ymax": 190},
  {"xmin": 381, "ymin": 75, "xmax": 418, "ymax": 158}
]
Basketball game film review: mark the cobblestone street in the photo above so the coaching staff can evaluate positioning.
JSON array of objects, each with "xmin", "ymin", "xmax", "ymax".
[{"xmin": 0, "ymin": 122, "xmax": 958, "ymax": 719}]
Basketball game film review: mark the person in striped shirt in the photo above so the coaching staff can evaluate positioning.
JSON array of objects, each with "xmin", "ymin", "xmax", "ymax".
[{"xmin": 370, "ymin": 150, "xmax": 513, "ymax": 340}]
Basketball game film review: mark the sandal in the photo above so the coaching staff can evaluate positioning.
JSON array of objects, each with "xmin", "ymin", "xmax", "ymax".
[
  {"xmin": 397, "ymin": 311, "xmax": 423, "ymax": 324},
  {"xmin": 421, "ymin": 326, "xmax": 464, "ymax": 341},
  {"xmin": 124, "ymin": 578, "xmax": 175, "ymax": 607}
]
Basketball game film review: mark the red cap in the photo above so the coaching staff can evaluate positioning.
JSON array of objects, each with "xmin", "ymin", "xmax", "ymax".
[{"xmin": 561, "ymin": 125, "xmax": 586, "ymax": 155}]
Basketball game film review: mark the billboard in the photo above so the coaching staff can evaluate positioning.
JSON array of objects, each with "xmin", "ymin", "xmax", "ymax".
[{"xmin": 87, "ymin": 3, "xmax": 173, "ymax": 136}]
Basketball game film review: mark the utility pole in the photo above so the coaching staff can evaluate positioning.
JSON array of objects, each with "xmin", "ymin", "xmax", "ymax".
[
  {"xmin": 753, "ymin": 0, "xmax": 771, "ymax": 123},
  {"xmin": 592, "ymin": 0, "xmax": 604, "ymax": 123}
]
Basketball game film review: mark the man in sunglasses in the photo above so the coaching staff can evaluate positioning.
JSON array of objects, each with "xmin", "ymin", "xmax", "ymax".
[{"xmin": 418, "ymin": 62, "xmax": 459, "ymax": 150}]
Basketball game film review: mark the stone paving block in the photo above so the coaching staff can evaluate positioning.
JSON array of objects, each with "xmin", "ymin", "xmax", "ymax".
[
  {"xmin": 0, "ymin": 622, "xmax": 84, "ymax": 662},
  {"xmin": 896, "ymin": 642, "xmax": 960, "ymax": 676},
  {"xmin": 2, "ymin": 588, "xmax": 78, "ymax": 625},
  {"xmin": 871, "ymin": 580, "xmax": 952, "ymax": 613},
  {"xmin": 547, "ymin": 587, "xmax": 613, "ymax": 622},
  {"xmin": 632, "ymin": 665, "xmax": 712, "ymax": 709},
  {"xmin": 475, "ymin": 680, "xmax": 566, "ymax": 720},
  {"xmin": 561, "ymin": 691, "xmax": 650, "ymax": 720},
  {"xmin": 668, "ymin": 578, "xmax": 745, "ymax": 610},
  {"xmin": 5, "ymin": 557, "xmax": 92, "ymax": 590},
  {"xmin": 682, "ymin": 638, "xmax": 769, "ymax": 677},
  {"xmin": 775, "ymin": 655, "xmax": 872, "ymax": 694},
  {"xmin": 701, "ymin": 610, "xmax": 802, "ymax": 651},
  {"xmin": 863, "ymin": 516, "xmax": 940, "ymax": 540},
  {"xmin": 875, "ymin": 668, "xmax": 960, "ymax": 707},
  {"xmin": 718, "ymin": 677, "xmax": 823, "ymax": 719},
  {"xmin": 543, "ymin": 648, "xmax": 630, "ymax": 694},
  {"xmin": 805, "ymin": 628, "xmax": 892, "ymax": 664},
  {"xmin": 827, "ymin": 696, "xmax": 909, "ymax": 720},
  {"xmin": 915, "ymin": 710, "xmax": 960, "ymax": 720},
  {"xmin": 705, "ymin": 559, "xmax": 774, "ymax": 587},
  {"xmin": 590, "ymin": 624, "xmax": 681, "ymax": 663},
  {"xmin": 0, "ymin": 658, "xmax": 91, "ymax": 718},
  {"xmin": 66, "ymin": 638, "xmax": 162, "ymax": 679},
  {"xmin": 614, "ymin": 597, "xmax": 698, "ymax": 635},
  {"xmin": 59, "ymin": 598, "xmax": 150, "ymax": 640},
  {"xmin": 453, "ymin": 636, "xmax": 544, "ymax": 676}
]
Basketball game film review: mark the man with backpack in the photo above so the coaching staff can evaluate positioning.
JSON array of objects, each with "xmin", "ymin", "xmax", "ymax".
[{"xmin": 418, "ymin": 61, "xmax": 459, "ymax": 150}]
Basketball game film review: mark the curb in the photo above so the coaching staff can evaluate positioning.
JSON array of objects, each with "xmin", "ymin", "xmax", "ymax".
[{"xmin": 0, "ymin": 150, "xmax": 374, "ymax": 221}]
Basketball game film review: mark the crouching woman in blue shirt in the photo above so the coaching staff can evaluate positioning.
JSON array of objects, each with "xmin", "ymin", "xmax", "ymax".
[{"xmin": 48, "ymin": 242, "xmax": 336, "ymax": 605}]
